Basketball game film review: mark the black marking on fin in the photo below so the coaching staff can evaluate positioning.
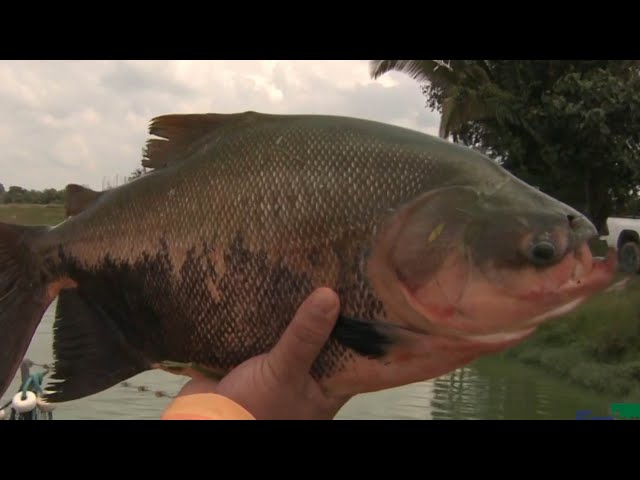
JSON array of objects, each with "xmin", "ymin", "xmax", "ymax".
[
  {"xmin": 332, "ymin": 315, "xmax": 395, "ymax": 359},
  {"xmin": 46, "ymin": 289, "xmax": 152, "ymax": 403},
  {"xmin": 64, "ymin": 184, "xmax": 104, "ymax": 217},
  {"xmin": 142, "ymin": 111, "xmax": 262, "ymax": 170}
]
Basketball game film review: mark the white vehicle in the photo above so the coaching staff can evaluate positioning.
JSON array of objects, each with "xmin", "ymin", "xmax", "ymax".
[{"xmin": 601, "ymin": 216, "xmax": 640, "ymax": 273}]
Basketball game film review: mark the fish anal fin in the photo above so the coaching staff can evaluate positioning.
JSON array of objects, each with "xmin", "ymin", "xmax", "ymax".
[
  {"xmin": 142, "ymin": 111, "xmax": 263, "ymax": 171},
  {"xmin": 45, "ymin": 290, "xmax": 151, "ymax": 403}
]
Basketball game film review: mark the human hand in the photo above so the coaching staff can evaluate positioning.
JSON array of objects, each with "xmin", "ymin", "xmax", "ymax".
[
  {"xmin": 166, "ymin": 284, "xmax": 528, "ymax": 420},
  {"xmin": 173, "ymin": 287, "xmax": 351, "ymax": 420}
]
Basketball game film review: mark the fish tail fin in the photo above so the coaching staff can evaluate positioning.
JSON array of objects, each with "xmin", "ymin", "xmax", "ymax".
[
  {"xmin": 45, "ymin": 289, "xmax": 152, "ymax": 403},
  {"xmin": 0, "ymin": 222, "xmax": 53, "ymax": 399}
]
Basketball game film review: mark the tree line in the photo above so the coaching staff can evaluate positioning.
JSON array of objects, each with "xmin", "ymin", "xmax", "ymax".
[
  {"xmin": 0, "ymin": 168, "xmax": 148, "ymax": 205},
  {"xmin": 0, "ymin": 184, "xmax": 66, "ymax": 205}
]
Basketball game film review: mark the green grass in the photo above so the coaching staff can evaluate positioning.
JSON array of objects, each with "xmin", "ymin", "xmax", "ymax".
[
  {"xmin": 0, "ymin": 203, "xmax": 66, "ymax": 226},
  {"xmin": 500, "ymin": 273, "xmax": 640, "ymax": 401}
]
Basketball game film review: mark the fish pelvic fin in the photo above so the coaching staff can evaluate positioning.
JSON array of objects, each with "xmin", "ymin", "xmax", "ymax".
[
  {"xmin": 0, "ymin": 222, "xmax": 52, "ymax": 399},
  {"xmin": 64, "ymin": 184, "xmax": 105, "ymax": 217},
  {"xmin": 45, "ymin": 289, "xmax": 152, "ymax": 403}
]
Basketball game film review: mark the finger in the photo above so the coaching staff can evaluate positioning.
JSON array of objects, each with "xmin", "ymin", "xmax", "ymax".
[
  {"xmin": 176, "ymin": 373, "xmax": 220, "ymax": 397},
  {"xmin": 269, "ymin": 287, "xmax": 340, "ymax": 378}
]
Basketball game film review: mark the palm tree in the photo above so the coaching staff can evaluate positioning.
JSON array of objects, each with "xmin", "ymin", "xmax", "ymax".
[{"xmin": 369, "ymin": 60, "xmax": 519, "ymax": 139}]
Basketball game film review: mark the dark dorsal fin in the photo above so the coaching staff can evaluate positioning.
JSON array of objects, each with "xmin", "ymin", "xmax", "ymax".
[
  {"xmin": 64, "ymin": 184, "xmax": 104, "ymax": 217},
  {"xmin": 141, "ymin": 111, "xmax": 263, "ymax": 171}
]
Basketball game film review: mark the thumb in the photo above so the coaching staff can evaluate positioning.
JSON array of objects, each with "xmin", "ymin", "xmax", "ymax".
[
  {"xmin": 269, "ymin": 287, "xmax": 340, "ymax": 378},
  {"xmin": 175, "ymin": 372, "xmax": 220, "ymax": 398}
]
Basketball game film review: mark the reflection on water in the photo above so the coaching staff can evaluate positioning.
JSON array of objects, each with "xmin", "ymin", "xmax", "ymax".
[
  {"xmin": 0, "ymin": 300, "xmax": 620, "ymax": 420},
  {"xmin": 336, "ymin": 380, "xmax": 435, "ymax": 420},
  {"xmin": 337, "ymin": 357, "xmax": 614, "ymax": 420}
]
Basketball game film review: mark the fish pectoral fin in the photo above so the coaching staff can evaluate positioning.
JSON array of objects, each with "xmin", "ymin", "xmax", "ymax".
[
  {"xmin": 45, "ymin": 290, "xmax": 151, "ymax": 404},
  {"xmin": 142, "ymin": 111, "xmax": 264, "ymax": 171},
  {"xmin": 331, "ymin": 315, "xmax": 397, "ymax": 359}
]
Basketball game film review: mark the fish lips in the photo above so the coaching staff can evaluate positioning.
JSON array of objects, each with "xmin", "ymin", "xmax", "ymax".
[
  {"xmin": 437, "ymin": 246, "xmax": 618, "ymax": 344},
  {"xmin": 391, "ymin": 240, "xmax": 618, "ymax": 348}
]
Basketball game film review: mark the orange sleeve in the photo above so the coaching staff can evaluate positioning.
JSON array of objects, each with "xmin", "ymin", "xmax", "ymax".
[{"xmin": 161, "ymin": 393, "xmax": 256, "ymax": 420}]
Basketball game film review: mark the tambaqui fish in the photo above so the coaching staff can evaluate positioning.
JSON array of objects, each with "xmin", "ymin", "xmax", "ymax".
[{"xmin": 0, "ymin": 111, "xmax": 617, "ymax": 402}]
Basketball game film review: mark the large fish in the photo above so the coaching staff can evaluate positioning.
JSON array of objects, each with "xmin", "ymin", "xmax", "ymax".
[{"xmin": 0, "ymin": 111, "xmax": 617, "ymax": 403}]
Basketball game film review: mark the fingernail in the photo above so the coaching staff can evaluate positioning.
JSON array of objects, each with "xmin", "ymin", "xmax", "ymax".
[{"xmin": 311, "ymin": 288, "xmax": 338, "ymax": 314}]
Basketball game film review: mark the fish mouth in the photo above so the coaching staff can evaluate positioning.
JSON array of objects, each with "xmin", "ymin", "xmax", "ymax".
[
  {"xmin": 561, "ymin": 242, "xmax": 617, "ymax": 289},
  {"xmin": 394, "ymin": 242, "xmax": 618, "ymax": 348},
  {"xmin": 450, "ymin": 246, "xmax": 618, "ymax": 345},
  {"xmin": 514, "ymin": 244, "xmax": 618, "ymax": 304}
]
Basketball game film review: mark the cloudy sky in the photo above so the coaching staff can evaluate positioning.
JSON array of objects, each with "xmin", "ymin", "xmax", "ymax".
[{"xmin": 0, "ymin": 60, "xmax": 441, "ymax": 191}]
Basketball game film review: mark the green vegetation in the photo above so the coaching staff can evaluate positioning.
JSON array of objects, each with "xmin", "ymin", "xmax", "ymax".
[
  {"xmin": 497, "ymin": 274, "xmax": 640, "ymax": 402},
  {"xmin": 370, "ymin": 60, "xmax": 640, "ymax": 233},
  {"xmin": 0, "ymin": 183, "xmax": 68, "ymax": 226},
  {"xmin": 0, "ymin": 203, "xmax": 66, "ymax": 226},
  {"xmin": 0, "ymin": 184, "xmax": 66, "ymax": 205},
  {"xmin": 0, "ymin": 168, "xmax": 144, "ymax": 226}
]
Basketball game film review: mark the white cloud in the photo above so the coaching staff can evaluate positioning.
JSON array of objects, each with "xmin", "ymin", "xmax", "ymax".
[{"xmin": 0, "ymin": 60, "xmax": 440, "ymax": 191}]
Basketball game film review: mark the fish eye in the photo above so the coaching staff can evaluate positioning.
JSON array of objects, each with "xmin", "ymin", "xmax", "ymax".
[{"xmin": 527, "ymin": 240, "xmax": 557, "ymax": 266}]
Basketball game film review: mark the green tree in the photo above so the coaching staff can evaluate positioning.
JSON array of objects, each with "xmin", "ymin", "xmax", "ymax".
[
  {"xmin": 4, "ymin": 186, "xmax": 27, "ymax": 203},
  {"xmin": 370, "ymin": 60, "xmax": 640, "ymax": 232},
  {"xmin": 2, "ymin": 185, "xmax": 65, "ymax": 204}
]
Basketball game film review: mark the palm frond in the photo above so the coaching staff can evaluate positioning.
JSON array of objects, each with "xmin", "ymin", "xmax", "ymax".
[
  {"xmin": 440, "ymin": 93, "xmax": 494, "ymax": 138},
  {"xmin": 369, "ymin": 60, "xmax": 462, "ymax": 90},
  {"xmin": 370, "ymin": 60, "xmax": 524, "ymax": 140}
]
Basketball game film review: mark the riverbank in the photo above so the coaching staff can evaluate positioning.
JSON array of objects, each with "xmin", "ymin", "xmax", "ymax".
[
  {"xmin": 499, "ymin": 274, "xmax": 640, "ymax": 402},
  {"xmin": 0, "ymin": 203, "xmax": 65, "ymax": 225}
]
